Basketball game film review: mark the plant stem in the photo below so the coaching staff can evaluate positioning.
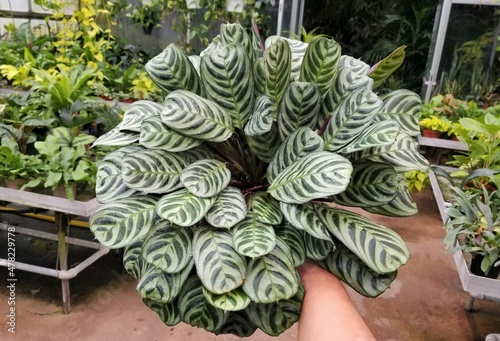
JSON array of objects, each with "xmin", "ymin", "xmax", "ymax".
[{"xmin": 318, "ymin": 116, "xmax": 331, "ymax": 137}]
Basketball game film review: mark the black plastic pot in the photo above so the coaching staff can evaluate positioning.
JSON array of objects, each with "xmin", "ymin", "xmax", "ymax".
[{"xmin": 470, "ymin": 255, "xmax": 500, "ymax": 279}]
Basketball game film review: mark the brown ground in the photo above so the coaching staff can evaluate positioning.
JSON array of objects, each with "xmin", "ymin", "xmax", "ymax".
[{"xmin": 0, "ymin": 189, "xmax": 499, "ymax": 341}]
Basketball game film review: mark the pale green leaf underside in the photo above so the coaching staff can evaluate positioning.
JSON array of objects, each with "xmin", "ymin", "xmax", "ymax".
[
  {"xmin": 156, "ymin": 189, "xmax": 215, "ymax": 227},
  {"xmin": 203, "ymin": 286, "xmax": 251, "ymax": 311},
  {"xmin": 205, "ymin": 186, "xmax": 247, "ymax": 229},
  {"xmin": 232, "ymin": 214, "xmax": 277, "ymax": 258}
]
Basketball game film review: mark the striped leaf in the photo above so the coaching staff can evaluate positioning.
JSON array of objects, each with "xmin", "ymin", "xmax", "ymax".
[
  {"xmin": 193, "ymin": 225, "xmax": 247, "ymax": 294},
  {"xmin": 337, "ymin": 119, "xmax": 400, "ymax": 154},
  {"xmin": 90, "ymin": 196, "xmax": 158, "ymax": 249},
  {"xmin": 363, "ymin": 175, "xmax": 418, "ymax": 217},
  {"xmin": 374, "ymin": 113, "xmax": 420, "ymax": 137},
  {"xmin": 300, "ymin": 37, "xmax": 341, "ymax": 99},
  {"xmin": 205, "ymin": 186, "xmax": 247, "ymax": 229},
  {"xmin": 330, "ymin": 161, "xmax": 399, "ymax": 207},
  {"xmin": 266, "ymin": 36, "xmax": 308, "ymax": 80},
  {"xmin": 92, "ymin": 127, "xmax": 139, "ymax": 147},
  {"xmin": 323, "ymin": 89, "xmax": 382, "ymax": 152},
  {"xmin": 232, "ymin": 213, "xmax": 276, "ymax": 258},
  {"xmin": 277, "ymin": 81, "xmax": 321, "ymax": 140},
  {"xmin": 253, "ymin": 57, "xmax": 267, "ymax": 96},
  {"xmin": 119, "ymin": 100, "xmax": 164, "ymax": 132},
  {"xmin": 264, "ymin": 39, "xmax": 291, "ymax": 106},
  {"xmin": 156, "ymin": 189, "xmax": 215, "ymax": 227},
  {"xmin": 267, "ymin": 127, "xmax": 324, "ymax": 183},
  {"xmin": 314, "ymin": 204, "xmax": 410, "ymax": 274},
  {"xmin": 141, "ymin": 220, "xmax": 193, "ymax": 273},
  {"xmin": 96, "ymin": 147, "xmax": 139, "ymax": 203},
  {"xmin": 121, "ymin": 149, "xmax": 185, "ymax": 194},
  {"xmin": 178, "ymin": 276, "xmax": 228, "ymax": 332},
  {"xmin": 339, "ymin": 55, "xmax": 370, "ymax": 76},
  {"xmin": 354, "ymin": 131, "xmax": 430, "ymax": 173},
  {"xmin": 139, "ymin": 116, "xmax": 203, "ymax": 152},
  {"xmin": 369, "ymin": 46, "xmax": 405, "ymax": 89},
  {"xmin": 143, "ymin": 298, "xmax": 181, "ymax": 326},
  {"xmin": 250, "ymin": 192, "xmax": 283, "ymax": 225},
  {"xmin": 123, "ymin": 239, "xmax": 147, "ymax": 280},
  {"xmin": 176, "ymin": 146, "xmax": 214, "ymax": 164},
  {"xmin": 274, "ymin": 223, "xmax": 306, "ymax": 267},
  {"xmin": 145, "ymin": 44, "xmax": 202, "ymax": 95},
  {"xmin": 162, "ymin": 90, "xmax": 233, "ymax": 142},
  {"xmin": 280, "ymin": 202, "xmax": 332, "ymax": 242},
  {"xmin": 180, "ymin": 159, "xmax": 231, "ymax": 198},
  {"xmin": 220, "ymin": 23, "xmax": 254, "ymax": 62},
  {"xmin": 136, "ymin": 259, "xmax": 193, "ymax": 303},
  {"xmin": 268, "ymin": 151, "xmax": 352, "ymax": 204},
  {"xmin": 317, "ymin": 246, "xmax": 397, "ymax": 297},
  {"xmin": 246, "ymin": 124, "xmax": 281, "ymax": 162},
  {"xmin": 214, "ymin": 310, "xmax": 257, "ymax": 337},
  {"xmin": 246, "ymin": 284, "xmax": 304, "ymax": 336},
  {"xmin": 374, "ymin": 89, "xmax": 422, "ymax": 136},
  {"xmin": 200, "ymin": 43, "xmax": 254, "ymax": 129},
  {"xmin": 188, "ymin": 55, "xmax": 201, "ymax": 75},
  {"xmin": 202, "ymin": 286, "xmax": 251, "ymax": 311},
  {"xmin": 321, "ymin": 67, "xmax": 374, "ymax": 122},
  {"xmin": 243, "ymin": 237, "xmax": 298, "ymax": 303},
  {"xmin": 304, "ymin": 232, "xmax": 334, "ymax": 261},
  {"xmin": 244, "ymin": 95, "xmax": 277, "ymax": 136}
]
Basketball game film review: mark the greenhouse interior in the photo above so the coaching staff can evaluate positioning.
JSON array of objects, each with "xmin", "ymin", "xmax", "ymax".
[{"xmin": 0, "ymin": 0, "xmax": 499, "ymax": 340}]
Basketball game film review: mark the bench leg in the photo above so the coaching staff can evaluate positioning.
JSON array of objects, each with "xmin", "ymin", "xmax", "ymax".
[{"xmin": 55, "ymin": 212, "xmax": 71, "ymax": 314}]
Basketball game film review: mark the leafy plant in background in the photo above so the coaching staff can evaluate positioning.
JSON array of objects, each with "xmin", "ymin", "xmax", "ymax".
[
  {"xmin": 127, "ymin": 0, "xmax": 164, "ymax": 34},
  {"xmin": 89, "ymin": 23, "xmax": 429, "ymax": 336}
]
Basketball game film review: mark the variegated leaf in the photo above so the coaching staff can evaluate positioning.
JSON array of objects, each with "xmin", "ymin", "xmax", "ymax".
[
  {"xmin": 92, "ymin": 127, "xmax": 139, "ymax": 147},
  {"xmin": 90, "ymin": 196, "xmax": 158, "ymax": 249},
  {"xmin": 250, "ymin": 192, "xmax": 283, "ymax": 225},
  {"xmin": 119, "ymin": 100, "xmax": 164, "ymax": 132},
  {"xmin": 180, "ymin": 159, "xmax": 231, "ymax": 198},
  {"xmin": 278, "ymin": 81, "xmax": 321, "ymax": 140},
  {"xmin": 193, "ymin": 225, "xmax": 246, "ymax": 294},
  {"xmin": 202, "ymin": 286, "xmax": 251, "ymax": 311},
  {"xmin": 178, "ymin": 276, "xmax": 228, "ymax": 332},
  {"xmin": 267, "ymin": 127, "xmax": 324, "ymax": 183},
  {"xmin": 268, "ymin": 151, "xmax": 352, "ymax": 204},
  {"xmin": 317, "ymin": 246, "xmax": 397, "ymax": 297},
  {"xmin": 220, "ymin": 23, "xmax": 254, "ymax": 62},
  {"xmin": 374, "ymin": 89, "xmax": 422, "ymax": 136},
  {"xmin": 200, "ymin": 43, "xmax": 254, "ymax": 129},
  {"xmin": 274, "ymin": 223, "xmax": 306, "ymax": 267},
  {"xmin": 188, "ymin": 55, "xmax": 200, "ymax": 75},
  {"xmin": 143, "ymin": 298, "xmax": 181, "ymax": 326},
  {"xmin": 176, "ymin": 146, "xmax": 215, "ymax": 164},
  {"xmin": 323, "ymin": 89, "xmax": 382, "ymax": 152},
  {"xmin": 265, "ymin": 36, "xmax": 308, "ymax": 81},
  {"xmin": 139, "ymin": 116, "xmax": 203, "ymax": 152},
  {"xmin": 246, "ymin": 284, "xmax": 304, "ymax": 336},
  {"xmin": 280, "ymin": 202, "xmax": 332, "ymax": 242},
  {"xmin": 232, "ymin": 213, "xmax": 276, "ymax": 258},
  {"xmin": 246, "ymin": 124, "xmax": 281, "ymax": 162},
  {"xmin": 205, "ymin": 186, "xmax": 247, "ymax": 229},
  {"xmin": 123, "ymin": 239, "xmax": 147, "ymax": 280},
  {"xmin": 314, "ymin": 204, "xmax": 410, "ymax": 274},
  {"xmin": 304, "ymin": 232, "xmax": 334, "ymax": 261},
  {"xmin": 121, "ymin": 149, "xmax": 185, "ymax": 194},
  {"xmin": 244, "ymin": 95, "xmax": 277, "ymax": 136},
  {"xmin": 363, "ymin": 175, "xmax": 418, "ymax": 217},
  {"xmin": 353, "ymin": 131, "xmax": 430, "ymax": 173},
  {"xmin": 339, "ymin": 55, "xmax": 370, "ymax": 76},
  {"xmin": 264, "ymin": 39, "xmax": 291, "ymax": 105},
  {"xmin": 330, "ymin": 161, "xmax": 398, "ymax": 207},
  {"xmin": 136, "ymin": 259, "xmax": 193, "ymax": 303},
  {"xmin": 162, "ymin": 90, "xmax": 233, "ymax": 142},
  {"xmin": 369, "ymin": 45, "xmax": 405, "ymax": 89},
  {"xmin": 373, "ymin": 113, "xmax": 420, "ymax": 137},
  {"xmin": 145, "ymin": 44, "xmax": 202, "ymax": 95},
  {"xmin": 214, "ymin": 310, "xmax": 257, "ymax": 337},
  {"xmin": 141, "ymin": 220, "xmax": 193, "ymax": 273},
  {"xmin": 300, "ymin": 37, "xmax": 341, "ymax": 99},
  {"xmin": 253, "ymin": 57, "xmax": 267, "ymax": 96},
  {"xmin": 156, "ymin": 189, "xmax": 215, "ymax": 227},
  {"xmin": 338, "ymin": 119, "xmax": 400, "ymax": 154},
  {"xmin": 96, "ymin": 146, "xmax": 140, "ymax": 203},
  {"xmin": 243, "ymin": 237, "xmax": 298, "ymax": 303}
]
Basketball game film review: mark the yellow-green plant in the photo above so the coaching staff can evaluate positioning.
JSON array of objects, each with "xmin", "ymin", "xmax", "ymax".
[{"xmin": 419, "ymin": 115, "xmax": 451, "ymax": 133}]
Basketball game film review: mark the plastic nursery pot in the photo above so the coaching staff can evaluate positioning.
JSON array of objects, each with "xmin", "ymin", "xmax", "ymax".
[
  {"xmin": 470, "ymin": 254, "xmax": 500, "ymax": 279},
  {"xmin": 421, "ymin": 129, "xmax": 441, "ymax": 138}
]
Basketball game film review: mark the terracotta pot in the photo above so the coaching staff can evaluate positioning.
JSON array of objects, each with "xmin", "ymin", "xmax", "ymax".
[
  {"xmin": 421, "ymin": 129, "xmax": 441, "ymax": 138},
  {"xmin": 121, "ymin": 98, "xmax": 136, "ymax": 104},
  {"xmin": 450, "ymin": 134, "xmax": 459, "ymax": 141},
  {"xmin": 4, "ymin": 178, "xmax": 29, "ymax": 190},
  {"xmin": 52, "ymin": 183, "xmax": 77, "ymax": 200},
  {"xmin": 470, "ymin": 255, "xmax": 500, "ymax": 279}
]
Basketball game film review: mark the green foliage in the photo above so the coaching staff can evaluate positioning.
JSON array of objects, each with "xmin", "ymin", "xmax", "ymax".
[{"xmin": 89, "ymin": 23, "xmax": 428, "ymax": 336}]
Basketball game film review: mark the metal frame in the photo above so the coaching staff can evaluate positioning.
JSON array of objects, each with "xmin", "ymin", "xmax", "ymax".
[
  {"xmin": 0, "ymin": 187, "xmax": 107, "ymax": 313},
  {"xmin": 423, "ymin": 0, "xmax": 500, "ymax": 101},
  {"xmin": 276, "ymin": 0, "xmax": 305, "ymax": 37}
]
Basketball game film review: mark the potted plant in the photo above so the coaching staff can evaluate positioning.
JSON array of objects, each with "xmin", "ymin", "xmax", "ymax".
[
  {"xmin": 89, "ymin": 23, "xmax": 429, "ymax": 336},
  {"xmin": 127, "ymin": 0, "xmax": 164, "ymax": 35},
  {"xmin": 419, "ymin": 115, "xmax": 451, "ymax": 138}
]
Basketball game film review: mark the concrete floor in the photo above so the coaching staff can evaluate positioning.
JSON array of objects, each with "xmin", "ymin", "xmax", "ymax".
[{"xmin": 0, "ymin": 188, "xmax": 499, "ymax": 341}]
